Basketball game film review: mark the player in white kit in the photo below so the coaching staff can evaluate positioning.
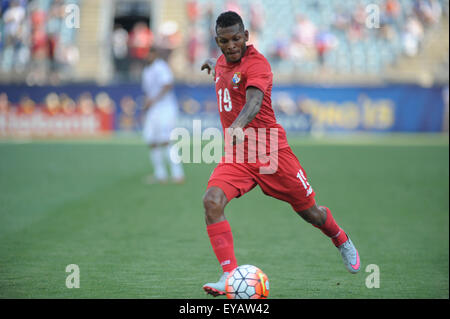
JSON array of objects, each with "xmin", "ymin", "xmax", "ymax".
[{"xmin": 141, "ymin": 46, "xmax": 184, "ymax": 184}]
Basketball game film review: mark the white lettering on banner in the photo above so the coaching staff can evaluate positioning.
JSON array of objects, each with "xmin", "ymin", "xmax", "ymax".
[{"xmin": 0, "ymin": 111, "xmax": 108, "ymax": 137}]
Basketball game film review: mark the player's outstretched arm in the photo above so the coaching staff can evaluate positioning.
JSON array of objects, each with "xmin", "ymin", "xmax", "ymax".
[{"xmin": 201, "ymin": 58, "xmax": 217, "ymax": 78}]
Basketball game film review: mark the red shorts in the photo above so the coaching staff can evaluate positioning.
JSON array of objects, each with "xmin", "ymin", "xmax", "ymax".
[{"xmin": 207, "ymin": 147, "xmax": 316, "ymax": 212}]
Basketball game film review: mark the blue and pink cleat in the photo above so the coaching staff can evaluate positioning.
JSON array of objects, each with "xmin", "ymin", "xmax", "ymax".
[
  {"xmin": 337, "ymin": 235, "xmax": 360, "ymax": 274},
  {"xmin": 203, "ymin": 272, "xmax": 228, "ymax": 297}
]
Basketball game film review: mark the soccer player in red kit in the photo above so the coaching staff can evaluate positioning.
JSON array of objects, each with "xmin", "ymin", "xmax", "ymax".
[{"xmin": 201, "ymin": 11, "xmax": 360, "ymax": 297}]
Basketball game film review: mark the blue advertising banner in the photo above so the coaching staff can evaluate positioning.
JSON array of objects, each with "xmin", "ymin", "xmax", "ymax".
[
  {"xmin": 175, "ymin": 84, "xmax": 447, "ymax": 133},
  {"xmin": 0, "ymin": 83, "xmax": 447, "ymax": 136}
]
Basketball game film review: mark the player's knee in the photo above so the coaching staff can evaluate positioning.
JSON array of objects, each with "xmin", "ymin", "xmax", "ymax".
[{"xmin": 203, "ymin": 187, "xmax": 227, "ymax": 215}]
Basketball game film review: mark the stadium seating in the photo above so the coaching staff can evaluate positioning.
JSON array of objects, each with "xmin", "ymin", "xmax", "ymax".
[
  {"xmin": 193, "ymin": 0, "xmax": 447, "ymax": 76},
  {"xmin": 0, "ymin": 0, "xmax": 80, "ymax": 84},
  {"xmin": 0, "ymin": 0, "xmax": 447, "ymax": 83}
]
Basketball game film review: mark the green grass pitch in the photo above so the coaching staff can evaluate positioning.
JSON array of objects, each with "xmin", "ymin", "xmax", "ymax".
[{"xmin": 0, "ymin": 134, "xmax": 448, "ymax": 298}]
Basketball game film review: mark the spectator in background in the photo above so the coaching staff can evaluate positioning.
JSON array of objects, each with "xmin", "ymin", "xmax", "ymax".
[
  {"xmin": 292, "ymin": 14, "xmax": 317, "ymax": 48},
  {"xmin": 128, "ymin": 22, "xmax": 153, "ymax": 61},
  {"xmin": 385, "ymin": 0, "xmax": 402, "ymax": 25},
  {"xmin": 205, "ymin": 4, "xmax": 219, "ymax": 58},
  {"xmin": 19, "ymin": 96, "xmax": 35, "ymax": 114},
  {"xmin": 186, "ymin": 0, "xmax": 201, "ymax": 23},
  {"xmin": 0, "ymin": 93, "xmax": 10, "ymax": 114},
  {"xmin": 30, "ymin": 5, "xmax": 47, "ymax": 56},
  {"xmin": 29, "ymin": 3, "xmax": 49, "ymax": 84},
  {"xmin": 155, "ymin": 20, "xmax": 182, "ymax": 61},
  {"xmin": 46, "ymin": 0, "xmax": 64, "ymax": 83},
  {"xmin": 112, "ymin": 24, "xmax": 129, "ymax": 81},
  {"xmin": 44, "ymin": 92, "xmax": 61, "ymax": 115},
  {"xmin": 0, "ymin": 0, "xmax": 80, "ymax": 84},
  {"xmin": 315, "ymin": 29, "xmax": 338, "ymax": 68},
  {"xmin": 187, "ymin": 26, "xmax": 206, "ymax": 71},
  {"xmin": 185, "ymin": 0, "xmax": 203, "ymax": 68},
  {"xmin": 347, "ymin": 4, "xmax": 367, "ymax": 43},
  {"xmin": 78, "ymin": 92, "xmax": 96, "ymax": 115},
  {"xmin": 414, "ymin": 0, "xmax": 442, "ymax": 26},
  {"xmin": 2, "ymin": 0, "xmax": 26, "ymax": 46},
  {"xmin": 402, "ymin": 13, "xmax": 424, "ymax": 57},
  {"xmin": 248, "ymin": 1, "xmax": 264, "ymax": 48},
  {"xmin": 269, "ymin": 32, "xmax": 290, "ymax": 63},
  {"xmin": 95, "ymin": 92, "xmax": 115, "ymax": 115},
  {"xmin": 128, "ymin": 22, "xmax": 154, "ymax": 81},
  {"xmin": 118, "ymin": 96, "xmax": 138, "ymax": 132},
  {"xmin": 290, "ymin": 14, "xmax": 317, "ymax": 62},
  {"xmin": 60, "ymin": 94, "xmax": 77, "ymax": 115},
  {"xmin": 1, "ymin": 0, "xmax": 26, "ymax": 72}
]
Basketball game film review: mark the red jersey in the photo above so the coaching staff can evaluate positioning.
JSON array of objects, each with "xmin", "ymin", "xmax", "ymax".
[{"xmin": 214, "ymin": 45, "xmax": 289, "ymax": 155}]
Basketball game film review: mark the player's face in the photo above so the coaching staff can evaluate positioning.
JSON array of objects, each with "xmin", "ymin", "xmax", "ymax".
[{"xmin": 215, "ymin": 24, "xmax": 249, "ymax": 63}]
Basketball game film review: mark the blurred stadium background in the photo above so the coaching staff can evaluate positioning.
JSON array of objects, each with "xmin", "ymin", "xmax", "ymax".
[
  {"xmin": 0, "ymin": 0, "xmax": 448, "ymax": 137},
  {"xmin": 0, "ymin": 0, "xmax": 449, "ymax": 299}
]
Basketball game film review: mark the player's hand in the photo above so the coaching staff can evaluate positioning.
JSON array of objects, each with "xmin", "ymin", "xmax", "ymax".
[{"xmin": 201, "ymin": 58, "xmax": 217, "ymax": 78}]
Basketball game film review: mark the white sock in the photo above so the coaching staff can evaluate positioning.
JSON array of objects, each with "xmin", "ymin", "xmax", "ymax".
[
  {"xmin": 150, "ymin": 147, "xmax": 167, "ymax": 180},
  {"xmin": 166, "ymin": 144, "xmax": 184, "ymax": 180}
]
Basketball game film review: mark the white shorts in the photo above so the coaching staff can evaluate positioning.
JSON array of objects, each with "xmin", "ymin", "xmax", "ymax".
[{"xmin": 142, "ymin": 106, "xmax": 178, "ymax": 145}]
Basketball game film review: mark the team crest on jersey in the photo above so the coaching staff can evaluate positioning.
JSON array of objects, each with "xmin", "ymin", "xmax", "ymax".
[{"xmin": 232, "ymin": 72, "xmax": 241, "ymax": 87}]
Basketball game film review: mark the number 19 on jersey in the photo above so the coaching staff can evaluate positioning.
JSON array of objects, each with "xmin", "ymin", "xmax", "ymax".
[{"xmin": 218, "ymin": 88, "xmax": 232, "ymax": 112}]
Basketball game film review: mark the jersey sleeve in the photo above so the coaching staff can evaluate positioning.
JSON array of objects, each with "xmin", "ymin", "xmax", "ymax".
[{"xmin": 245, "ymin": 57, "xmax": 272, "ymax": 93}]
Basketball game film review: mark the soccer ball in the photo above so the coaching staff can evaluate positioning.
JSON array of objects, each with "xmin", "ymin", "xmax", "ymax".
[{"xmin": 225, "ymin": 265, "xmax": 269, "ymax": 299}]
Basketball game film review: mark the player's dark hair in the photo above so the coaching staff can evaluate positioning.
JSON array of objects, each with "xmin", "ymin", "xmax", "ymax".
[{"xmin": 215, "ymin": 11, "xmax": 245, "ymax": 33}]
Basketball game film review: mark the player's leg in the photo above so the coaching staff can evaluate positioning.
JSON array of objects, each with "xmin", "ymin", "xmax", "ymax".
[
  {"xmin": 160, "ymin": 110, "xmax": 185, "ymax": 183},
  {"xmin": 203, "ymin": 186, "xmax": 229, "ymax": 225},
  {"xmin": 255, "ymin": 147, "xmax": 360, "ymax": 273},
  {"xmin": 296, "ymin": 204, "xmax": 360, "ymax": 273},
  {"xmin": 165, "ymin": 143, "xmax": 185, "ymax": 183},
  {"xmin": 202, "ymin": 186, "xmax": 236, "ymax": 296},
  {"xmin": 143, "ymin": 112, "xmax": 168, "ymax": 183},
  {"xmin": 147, "ymin": 142, "xmax": 169, "ymax": 184},
  {"xmin": 297, "ymin": 204, "xmax": 344, "ymax": 245},
  {"xmin": 202, "ymin": 164, "xmax": 257, "ymax": 296}
]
